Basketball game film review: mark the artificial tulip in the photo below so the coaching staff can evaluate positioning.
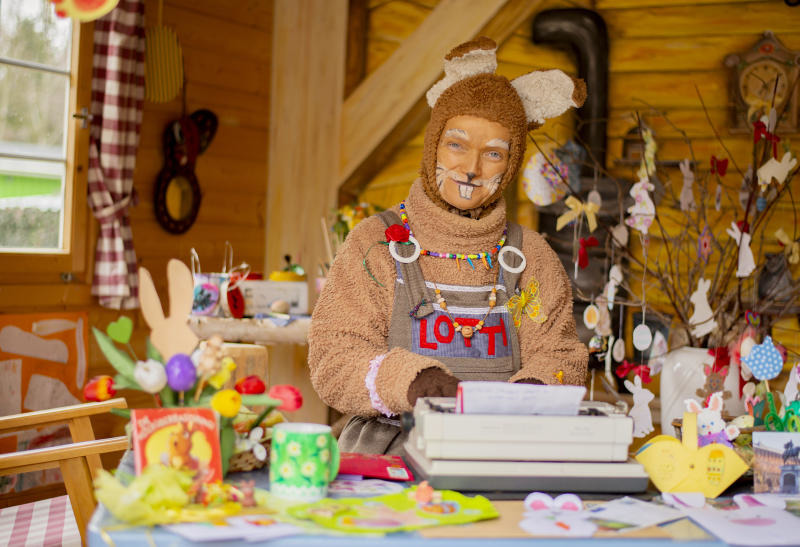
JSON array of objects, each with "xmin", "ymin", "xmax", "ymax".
[
  {"xmin": 165, "ymin": 353, "xmax": 197, "ymax": 391},
  {"xmin": 211, "ymin": 389, "xmax": 242, "ymax": 418},
  {"xmin": 268, "ymin": 384, "xmax": 303, "ymax": 411},
  {"xmin": 234, "ymin": 375, "xmax": 266, "ymax": 395},
  {"xmin": 84, "ymin": 375, "xmax": 116, "ymax": 402},
  {"xmin": 133, "ymin": 359, "xmax": 168, "ymax": 394}
]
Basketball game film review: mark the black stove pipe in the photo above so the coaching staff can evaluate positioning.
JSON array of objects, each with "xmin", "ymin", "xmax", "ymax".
[{"xmin": 532, "ymin": 9, "xmax": 609, "ymax": 175}]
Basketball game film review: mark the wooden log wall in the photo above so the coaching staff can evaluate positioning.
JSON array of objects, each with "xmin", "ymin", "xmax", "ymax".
[
  {"xmin": 357, "ymin": 0, "xmax": 800, "ymax": 356},
  {"xmin": 0, "ymin": 0, "xmax": 272, "ymax": 443}
]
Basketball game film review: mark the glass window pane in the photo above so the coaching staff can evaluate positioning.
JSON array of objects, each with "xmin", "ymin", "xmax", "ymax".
[
  {"xmin": 0, "ymin": 157, "xmax": 65, "ymax": 250},
  {"xmin": 0, "ymin": 64, "xmax": 69, "ymax": 156},
  {"xmin": 0, "ymin": 0, "xmax": 71, "ymax": 70}
]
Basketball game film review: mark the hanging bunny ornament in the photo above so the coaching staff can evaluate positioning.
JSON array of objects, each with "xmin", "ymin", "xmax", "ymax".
[
  {"xmin": 782, "ymin": 364, "xmax": 800, "ymax": 414},
  {"xmin": 625, "ymin": 375, "xmax": 654, "ymax": 438},
  {"xmin": 625, "ymin": 177, "xmax": 656, "ymax": 235},
  {"xmin": 678, "ymin": 159, "xmax": 696, "ymax": 212},
  {"xmin": 726, "ymin": 221, "xmax": 756, "ymax": 278},
  {"xmin": 757, "ymin": 152, "xmax": 797, "ymax": 190},
  {"xmin": 688, "ymin": 278, "xmax": 718, "ymax": 338}
]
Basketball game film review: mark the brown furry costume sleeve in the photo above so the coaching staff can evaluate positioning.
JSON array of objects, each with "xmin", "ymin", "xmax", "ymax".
[
  {"xmin": 510, "ymin": 226, "xmax": 588, "ymax": 386},
  {"xmin": 308, "ymin": 215, "xmax": 451, "ymax": 416}
]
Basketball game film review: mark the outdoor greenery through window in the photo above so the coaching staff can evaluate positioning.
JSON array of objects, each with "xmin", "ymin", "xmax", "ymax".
[{"xmin": 0, "ymin": 0, "xmax": 72, "ymax": 251}]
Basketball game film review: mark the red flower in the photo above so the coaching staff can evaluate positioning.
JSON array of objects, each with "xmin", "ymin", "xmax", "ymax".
[
  {"xmin": 235, "ymin": 375, "xmax": 266, "ymax": 395},
  {"xmin": 268, "ymin": 384, "xmax": 303, "ymax": 411},
  {"xmin": 83, "ymin": 375, "xmax": 116, "ymax": 402},
  {"xmin": 385, "ymin": 224, "xmax": 410, "ymax": 243}
]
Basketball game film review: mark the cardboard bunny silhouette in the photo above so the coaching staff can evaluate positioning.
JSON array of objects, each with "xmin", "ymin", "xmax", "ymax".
[
  {"xmin": 625, "ymin": 177, "xmax": 655, "ymax": 234},
  {"xmin": 726, "ymin": 222, "xmax": 756, "ymax": 278},
  {"xmin": 679, "ymin": 159, "xmax": 696, "ymax": 212},
  {"xmin": 757, "ymin": 152, "xmax": 797, "ymax": 189},
  {"xmin": 688, "ymin": 278, "xmax": 717, "ymax": 338},
  {"xmin": 139, "ymin": 259, "xmax": 199, "ymax": 361},
  {"xmin": 626, "ymin": 375, "xmax": 654, "ymax": 438}
]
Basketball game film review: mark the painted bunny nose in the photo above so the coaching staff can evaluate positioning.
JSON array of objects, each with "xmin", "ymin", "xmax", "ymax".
[{"xmin": 466, "ymin": 172, "xmax": 477, "ymax": 182}]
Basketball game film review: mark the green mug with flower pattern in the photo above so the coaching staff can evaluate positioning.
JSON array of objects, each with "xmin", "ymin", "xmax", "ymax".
[{"xmin": 269, "ymin": 423, "xmax": 340, "ymax": 501}]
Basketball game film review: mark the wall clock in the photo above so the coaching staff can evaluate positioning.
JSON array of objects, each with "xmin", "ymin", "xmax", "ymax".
[{"xmin": 724, "ymin": 31, "xmax": 799, "ymax": 133}]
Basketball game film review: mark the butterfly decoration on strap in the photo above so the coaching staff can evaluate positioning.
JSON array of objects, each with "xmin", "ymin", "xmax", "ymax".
[{"xmin": 507, "ymin": 277, "xmax": 547, "ymax": 328}]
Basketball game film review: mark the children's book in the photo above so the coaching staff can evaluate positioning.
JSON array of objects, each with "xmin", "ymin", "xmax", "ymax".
[
  {"xmin": 338, "ymin": 452, "xmax": 414, "ymax": 481},
  {"xmin": 131, "ymin": 408, "xmax": 222, "ymax": 483}
]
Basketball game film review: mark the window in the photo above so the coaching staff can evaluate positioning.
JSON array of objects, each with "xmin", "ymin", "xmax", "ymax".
[{"xmin": 0, "ymin": 1, "xmax": 92, "ymax": 285}]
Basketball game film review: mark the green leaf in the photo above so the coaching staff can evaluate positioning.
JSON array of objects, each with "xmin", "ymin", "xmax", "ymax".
[
  {"xmin": 241, "ymin": 394, "xmax": 283, "ymax": 407},
  {"xmin": 159, "ymin": 385, "xmax": 176, "ymax": 407},
  {"xmin": 220, "ymin": 419, "xmax": 235, "ymax": 477},
  {"xmin": 92, "ymin": 327, "xmax": 136, "ymax": 380},
  {"xmin": 146, "ymin": 338, "xmax": 163, "ymax": 363},
  {"xmin": 113, "ymin": 374, "xmax": 140, "ymax": 390},
  {"xmin": 110, "ymin": 408, "xmax": 131, "ymax": 419}
]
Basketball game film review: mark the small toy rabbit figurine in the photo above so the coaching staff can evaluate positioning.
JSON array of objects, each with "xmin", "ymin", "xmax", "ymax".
[
  {"xmin": 625, "ymin": 177, "xmax": 655, "ymax": 235},
  {"xmin": 726, "ymin": 221, "xmax": 756, "ymax": 278},
  {"xmin": 625, "ymin": 375, "xmax": 654, "ymax": 438},
  {"xmin": 685, "ymin": 392, "xmax": 740, "ymax": 448},
  {"xmin": 679, "ymin": 159, "xmax": 696, "ymax": 212},
  {"xmin": 688, "ymin": 278, "xmax": 718, "ymax": 338}
]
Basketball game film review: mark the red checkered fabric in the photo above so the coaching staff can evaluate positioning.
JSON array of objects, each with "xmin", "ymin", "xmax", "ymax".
[{"xmin": 87, "ymin": 0, "xmax": 145, "ymax": 309}]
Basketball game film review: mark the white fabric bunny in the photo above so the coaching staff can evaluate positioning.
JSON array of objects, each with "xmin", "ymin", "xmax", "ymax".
[
  {"xmin": 679, "ymin": 159, "xmax": 696, "ymax": 212},
  {"xmin": 625, "ymin": 375, "xmax": 654, "ymax": 438},
  {"xmin": 726, "ymin": 221, "xmax": 756, "ymax": 278},
  {"xmin": 688, "ymin": 278, "xmax": 718, "ymax": 338}
]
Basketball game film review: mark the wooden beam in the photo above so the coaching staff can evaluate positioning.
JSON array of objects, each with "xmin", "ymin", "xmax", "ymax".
[
  {"xmin": 266, "ymin": 0, "xmax": 348, "ymax": 282},
  {"xmin": 337, "ymin": 0, "xmax": 547, "ymax": 202},
  {"xmin": 344, "ymin": 0, "xmax": 368, "ymax": 98},
  {"xmin": 0, "ymin": 398, "xmax": 128, "ymax": 435}
]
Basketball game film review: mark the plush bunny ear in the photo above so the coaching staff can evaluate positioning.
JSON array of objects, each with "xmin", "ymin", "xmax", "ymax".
[
  {"xmin": 685, "ymin": 398, "xmax": 702, "ymax": 413},
  {"xmin": 511, "ymin": 70, "xmax": 586, "ymax": 129},
  {"xmin": 708, "ymin": 391, "xmax": 724, "ymax": 412},
  {"xmin": 426, "ymin": 37, "xmax": 498, "ymax": 108}
]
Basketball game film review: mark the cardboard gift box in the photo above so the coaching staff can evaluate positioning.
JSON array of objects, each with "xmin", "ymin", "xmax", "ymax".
[{"xmin": 239, "ymin": 280, "xmax": 308, "ymax": 315}]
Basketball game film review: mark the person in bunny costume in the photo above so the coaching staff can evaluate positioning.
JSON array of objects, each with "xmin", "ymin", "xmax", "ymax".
[{"xmin": 309, "ymin": 38, "xmax": 588, "ymax": 454}]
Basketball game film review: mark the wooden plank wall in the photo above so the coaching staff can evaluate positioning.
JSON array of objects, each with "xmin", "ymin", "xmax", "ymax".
[
  {"xmin": 357, "ymin": 0, "xmax": 800, "ymax": 231},
  {"xmin": 0, "ymin": 0, "xmax": 272, "ymax": 441}
]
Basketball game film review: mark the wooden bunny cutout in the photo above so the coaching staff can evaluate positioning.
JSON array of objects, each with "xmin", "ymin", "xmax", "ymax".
[
  {"xmin": 688, "ymin": 278, "xmax": 717, "ymax": 338},
  {"xmin": 679, "ymin": 159, "xmax": 696, "ymax": 212},
  {"xmin": 139, "ymin": 258, "xmax": 199, "ymax": 361},
  {"xmin": 625, "ymin": 375, "xmax": 654, "ymax": 438},
  {"xmin": 625, "ymin": 177, "xmax": 655, "ymax": 234},
  {"xmin": 726, "ymin": 222, "xmax": 756, "ymax": 278},
  {"xmin": 757, "ymin": 152, "xmax": 797, "ymax": 189}
]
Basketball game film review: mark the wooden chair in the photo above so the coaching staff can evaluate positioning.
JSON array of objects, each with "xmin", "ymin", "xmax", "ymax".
[{"xmin": 0, "ymin": 398, "xmax": 129, "ymax": 545}]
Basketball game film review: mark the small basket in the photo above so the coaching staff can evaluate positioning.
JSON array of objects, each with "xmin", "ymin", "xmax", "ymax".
[{"xmin": 227, "ymin": 439, "xmax": 271, "ymax": 473}]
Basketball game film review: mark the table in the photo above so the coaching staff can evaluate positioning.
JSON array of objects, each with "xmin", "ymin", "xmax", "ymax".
[{"xmin": 88, "ymin": 454, "xmax": 726, "ymax": 546}]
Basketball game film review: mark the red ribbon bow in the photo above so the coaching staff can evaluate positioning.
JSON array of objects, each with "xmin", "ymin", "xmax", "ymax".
[
  {"xmin": 615, "ymin": 361, "xmax": 652, "ymax": 383},
  {"xmin": 710, "ymin": 155, "xmax": 728, "ymax": 176},
  {"xmin": 753, "ymin": 121, "xmax": 781, "ymax": 159},
  {"xmin": 577, "ymin": 236, "xmax": 599, "ymax": 270}
]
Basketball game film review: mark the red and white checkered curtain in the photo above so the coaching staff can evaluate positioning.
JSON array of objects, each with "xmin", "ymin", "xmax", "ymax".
[{"xmin": 87, "ymin": 0, "xmax": 145, "ymax": 309}]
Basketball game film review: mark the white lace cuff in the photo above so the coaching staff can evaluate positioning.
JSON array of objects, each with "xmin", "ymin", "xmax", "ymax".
[{"xmin": 365, "ymin": 353, "xmax": 395, "ymax": 417}]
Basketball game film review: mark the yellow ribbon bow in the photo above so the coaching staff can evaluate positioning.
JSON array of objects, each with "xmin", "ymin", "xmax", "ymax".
[
  {"xmin": 556, "ymin": 196, "xmax": 599, "ymax": 232},
  {"xmin": 775, "ymin": 228, "xmax": 800, "ymax": 264}
]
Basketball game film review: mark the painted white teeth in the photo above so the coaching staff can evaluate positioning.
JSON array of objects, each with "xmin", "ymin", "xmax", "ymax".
[{"xmin": 458, "ymin": 183, "xmax": 475, "ymax": 199}]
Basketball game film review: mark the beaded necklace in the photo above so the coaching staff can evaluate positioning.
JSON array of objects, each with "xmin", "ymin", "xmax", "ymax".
[
  {"xmin": 399, "ymin": 201, "xmax": 506, "ymax": 270},
  {"xmin": 432, "ymin": 265, "xmax": 500, "ymax": 340}
]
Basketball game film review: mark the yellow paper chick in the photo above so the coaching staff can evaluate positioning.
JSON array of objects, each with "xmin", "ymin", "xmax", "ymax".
[
  {"xmin": 635, "ymin": 412, "xmax": 749, "ymax": 498},
  {"xmin": 208, "ymin": 357, "xmax": 237, "ymax": 389}
]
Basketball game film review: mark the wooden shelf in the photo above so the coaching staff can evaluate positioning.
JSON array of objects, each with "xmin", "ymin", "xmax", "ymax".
[{"xmin": 188, "ymin": 316, "xmax": 311, "ymax": 345}]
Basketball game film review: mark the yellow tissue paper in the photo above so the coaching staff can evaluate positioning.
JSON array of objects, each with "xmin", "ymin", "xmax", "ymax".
[{"xmin": 635, "ymin": 412, "xmax": 749, "ymax": 498}]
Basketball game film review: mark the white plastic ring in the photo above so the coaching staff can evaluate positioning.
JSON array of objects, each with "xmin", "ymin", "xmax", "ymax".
[
  {"xmin": 389, "ymin": 235, "xmax": 421, "ymax": 263},
  {"xmin": 498, "ymin": 245, "xmax": 526, "ymax": 273}
]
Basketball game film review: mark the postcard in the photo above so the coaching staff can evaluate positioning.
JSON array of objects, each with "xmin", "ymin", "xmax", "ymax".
[{"xmin": 753, "ymin": 431, "xmax": 800, "ymax": 494}]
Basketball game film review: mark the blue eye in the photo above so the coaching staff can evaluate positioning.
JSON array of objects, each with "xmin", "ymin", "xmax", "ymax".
[
  {"xmin": 486, "ymin": 150, "xmax": 503, "ymax": 160},
  {"xmin": 447, "ymin": 141, "xmax": 462, "ymax": 151}
]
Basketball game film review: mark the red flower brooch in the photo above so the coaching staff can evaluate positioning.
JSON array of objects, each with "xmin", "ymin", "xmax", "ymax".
[{"xmin": 385, "ymin": 224, "xmax": 410, "ymax": 243}]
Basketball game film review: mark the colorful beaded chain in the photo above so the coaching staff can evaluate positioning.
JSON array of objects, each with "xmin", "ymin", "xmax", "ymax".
[{"xmin": 399, "ymin": 201, "xmax": 505, "ymax": 270}]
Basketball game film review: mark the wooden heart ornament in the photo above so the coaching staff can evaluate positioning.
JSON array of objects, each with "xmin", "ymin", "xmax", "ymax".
[{"xmin": 635, "ymin": 412, "xmax": 749, "ymax": 498}]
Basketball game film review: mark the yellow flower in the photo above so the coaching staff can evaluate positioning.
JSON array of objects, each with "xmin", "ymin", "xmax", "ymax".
[
  {"xmin": 280, "ymin": 463, "xmax": 293, "ymax": 478},
  {"xmin": 320, "ymin": 449, "xmax": 330, "ymax": 463},
  {"xmin": 301, "ymin": 461, "xmax": 317, "ymax": 476},
  {"xmin": 288, "ymin": 441, "xmax": 301, "ymax": 457},
  {"xmin": 275, "ymin": 430, "xmax": 286, "ymax": 443},
  {"xmin": 316, "ymin": 435, "xmax": 327, "ymax": 448},
  {"xmin": 211, "ymin": 389, "xmax": 241, "ymax": 418}
]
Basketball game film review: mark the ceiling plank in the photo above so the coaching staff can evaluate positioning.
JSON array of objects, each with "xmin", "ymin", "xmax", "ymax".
[{"xmin": 338, "ymin": 0, "xmax": 547, "ymax": 203}]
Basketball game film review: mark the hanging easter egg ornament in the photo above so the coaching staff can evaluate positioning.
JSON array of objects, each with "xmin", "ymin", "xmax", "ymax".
[
  {"xmin": 49, "ymin": 0, "xmax": 119, "ymax": 21},
  {"xmin": 612, "ymin": 337, "xmax": 626, "ymax": 362},
  {"xmin": 743, "ymin": 335, "xmax": 784, "ymax": 381},
  {"xmin": 521, "ymin": 152, "xmax": 568, "ymax": 206},
  {"xmin": 583, "ymin": 304, "xmax": 600, "ymax": 330},
  {"xmin": 192, "ymin": 282, "xmax": 219, "ymax": 316},
  {"xmin": 611, "ymin": 223, "xmax": 629, "ymax": 247},
  {"xmin": 587, "ymin": 189, "xmax": 602, "ymax": 208},
  {"xmin": 633, "ymin": 323, "xmax": 653, "ymax": 351}
]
